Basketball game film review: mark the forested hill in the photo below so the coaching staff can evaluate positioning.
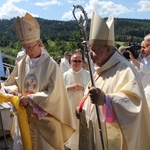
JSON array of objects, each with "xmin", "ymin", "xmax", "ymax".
[{"xmin": 0, "ymin": 17, "xmax": 150, "ymax": 47}]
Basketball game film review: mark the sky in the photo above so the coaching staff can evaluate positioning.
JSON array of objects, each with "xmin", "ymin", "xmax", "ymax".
[{"xmin": 0, "ymin": 0, "xmax": 150, "ymax": 21}]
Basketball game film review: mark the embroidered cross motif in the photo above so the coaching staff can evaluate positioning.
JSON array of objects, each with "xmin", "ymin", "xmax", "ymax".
[{"xmin": 28, "ymin": 27, "xmax": 32, "ymax": 32}]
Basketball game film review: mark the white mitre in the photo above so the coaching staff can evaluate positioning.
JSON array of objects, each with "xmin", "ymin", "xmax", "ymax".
[{"xmin": 89, "ymin": 12, "xmax": 115, "ymax": 46}]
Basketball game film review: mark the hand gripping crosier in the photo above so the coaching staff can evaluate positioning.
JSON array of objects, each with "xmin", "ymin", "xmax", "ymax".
[
  {"xmin": 0, "ymin": 93, "xmax": 32, "ymax": 150},
  {"xmin": 72, "ymin": 5, "xmax": 105, "ymax": 150}
]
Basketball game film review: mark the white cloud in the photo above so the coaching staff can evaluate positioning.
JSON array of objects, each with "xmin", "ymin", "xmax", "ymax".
[
  {"xmin": 61, "ymin": 3, "xmax": 87, "ymax": 20},
  {"xmin": 62, "ymin": 10, "xmax": 73, "ymax": 20},
  {"xmin": 35, "ymin": 0, "xmax": 61, "ymax": 7},
  {"xmin": 62, "ymin": 0, "xmax": 133, "ymax": 20},
  {"xmin": 137, "ymin": 0, "xmax": 150, "ymax": 12},
  {"xmin": 0, "ymin": 2, "xmax": 38, "ymax": 19},
  {"xmin": 62, "ymin": 4, "xmax": 87, "ymax": 20},
  {"xmin": 85, "ymin": 0, "xmax": 133, "ymax": 18}
]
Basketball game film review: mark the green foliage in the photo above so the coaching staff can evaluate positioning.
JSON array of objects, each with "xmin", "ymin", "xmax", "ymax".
[
  {"xmin": 0, "ymin": 17, "xmax": 149, "ymax": 63},
  {"xmin": 114, "ymin": 18, "xmax": 150, "ymax": 42}
]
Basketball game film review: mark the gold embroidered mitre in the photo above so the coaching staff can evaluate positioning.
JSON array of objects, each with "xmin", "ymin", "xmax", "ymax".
[
  {"xmin": 89, "ymin": 12, "xmax": 114, "ymax": 46},
  {"xmin": 14, "ymin": 12, "xmax": 40, "ymax": 44}
]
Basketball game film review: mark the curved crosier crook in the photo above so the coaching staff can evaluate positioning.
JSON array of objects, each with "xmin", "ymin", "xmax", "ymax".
[{"xmin": 72, "ymin": 5, "xmax": 88, "ymax": 41}]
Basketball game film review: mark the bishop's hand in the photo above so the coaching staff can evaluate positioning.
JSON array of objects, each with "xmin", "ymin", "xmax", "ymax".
[{"xmin": 88, "ymin": 86, "xmax": 106, "ymax": 106}]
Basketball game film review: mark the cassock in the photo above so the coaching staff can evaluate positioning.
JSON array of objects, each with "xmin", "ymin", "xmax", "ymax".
[{"xmin": 63, "ymin": 68, "xmax": 90, "ymax": 149}]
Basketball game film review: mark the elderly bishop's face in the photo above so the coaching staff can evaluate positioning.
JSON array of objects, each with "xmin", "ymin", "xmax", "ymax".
[{"xmin": 89, "ymin": 44, "xmax": 110, "ymax": 67}]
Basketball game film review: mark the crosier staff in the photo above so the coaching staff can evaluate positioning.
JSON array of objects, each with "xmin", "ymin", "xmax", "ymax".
[{"xmin": 72, "ymin": 5, "xmax": 105, "ymax": 150}]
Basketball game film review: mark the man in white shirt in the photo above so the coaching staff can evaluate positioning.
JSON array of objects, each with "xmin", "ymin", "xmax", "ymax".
[
  {"xmin": 60, "ymin": 51, "xmax": 72, "ymax": 73},
  {"xmin": 129, "ymin": 40, "xmax": 150, "ymax": 88},
  {"xmin": 128, "ymin": 34, "xmax": 150, "ymax": 110}
]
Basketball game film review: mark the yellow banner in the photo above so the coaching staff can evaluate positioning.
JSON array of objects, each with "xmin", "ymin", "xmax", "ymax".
[{"xmin": 0, "ymin": 93, "xmax": 32, "ymax": 150}]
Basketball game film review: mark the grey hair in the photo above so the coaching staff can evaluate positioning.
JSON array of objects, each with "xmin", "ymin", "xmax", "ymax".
[{"xmin": 144, "ymin": 34, "xmax": 150, "ymax": 40}]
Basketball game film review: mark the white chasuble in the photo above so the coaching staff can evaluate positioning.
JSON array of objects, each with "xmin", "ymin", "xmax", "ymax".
[{"xmin": 80, "ymin": 52, "xmax": 150, "ymax": 150}]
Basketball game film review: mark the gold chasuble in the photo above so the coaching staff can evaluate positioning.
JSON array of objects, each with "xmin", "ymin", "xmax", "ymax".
[
  {"xmin": 4, "ymin": 51, "xmax": 76, "ymax": 150},
  {"xmin": 79, "ymin": 51, "xmax": 150, "ymax": 150}
]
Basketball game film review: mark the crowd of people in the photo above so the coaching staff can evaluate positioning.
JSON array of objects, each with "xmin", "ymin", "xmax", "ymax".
[{"xmin": 0, "ymin": 10, "xmax": 150, "ymax": 150}]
